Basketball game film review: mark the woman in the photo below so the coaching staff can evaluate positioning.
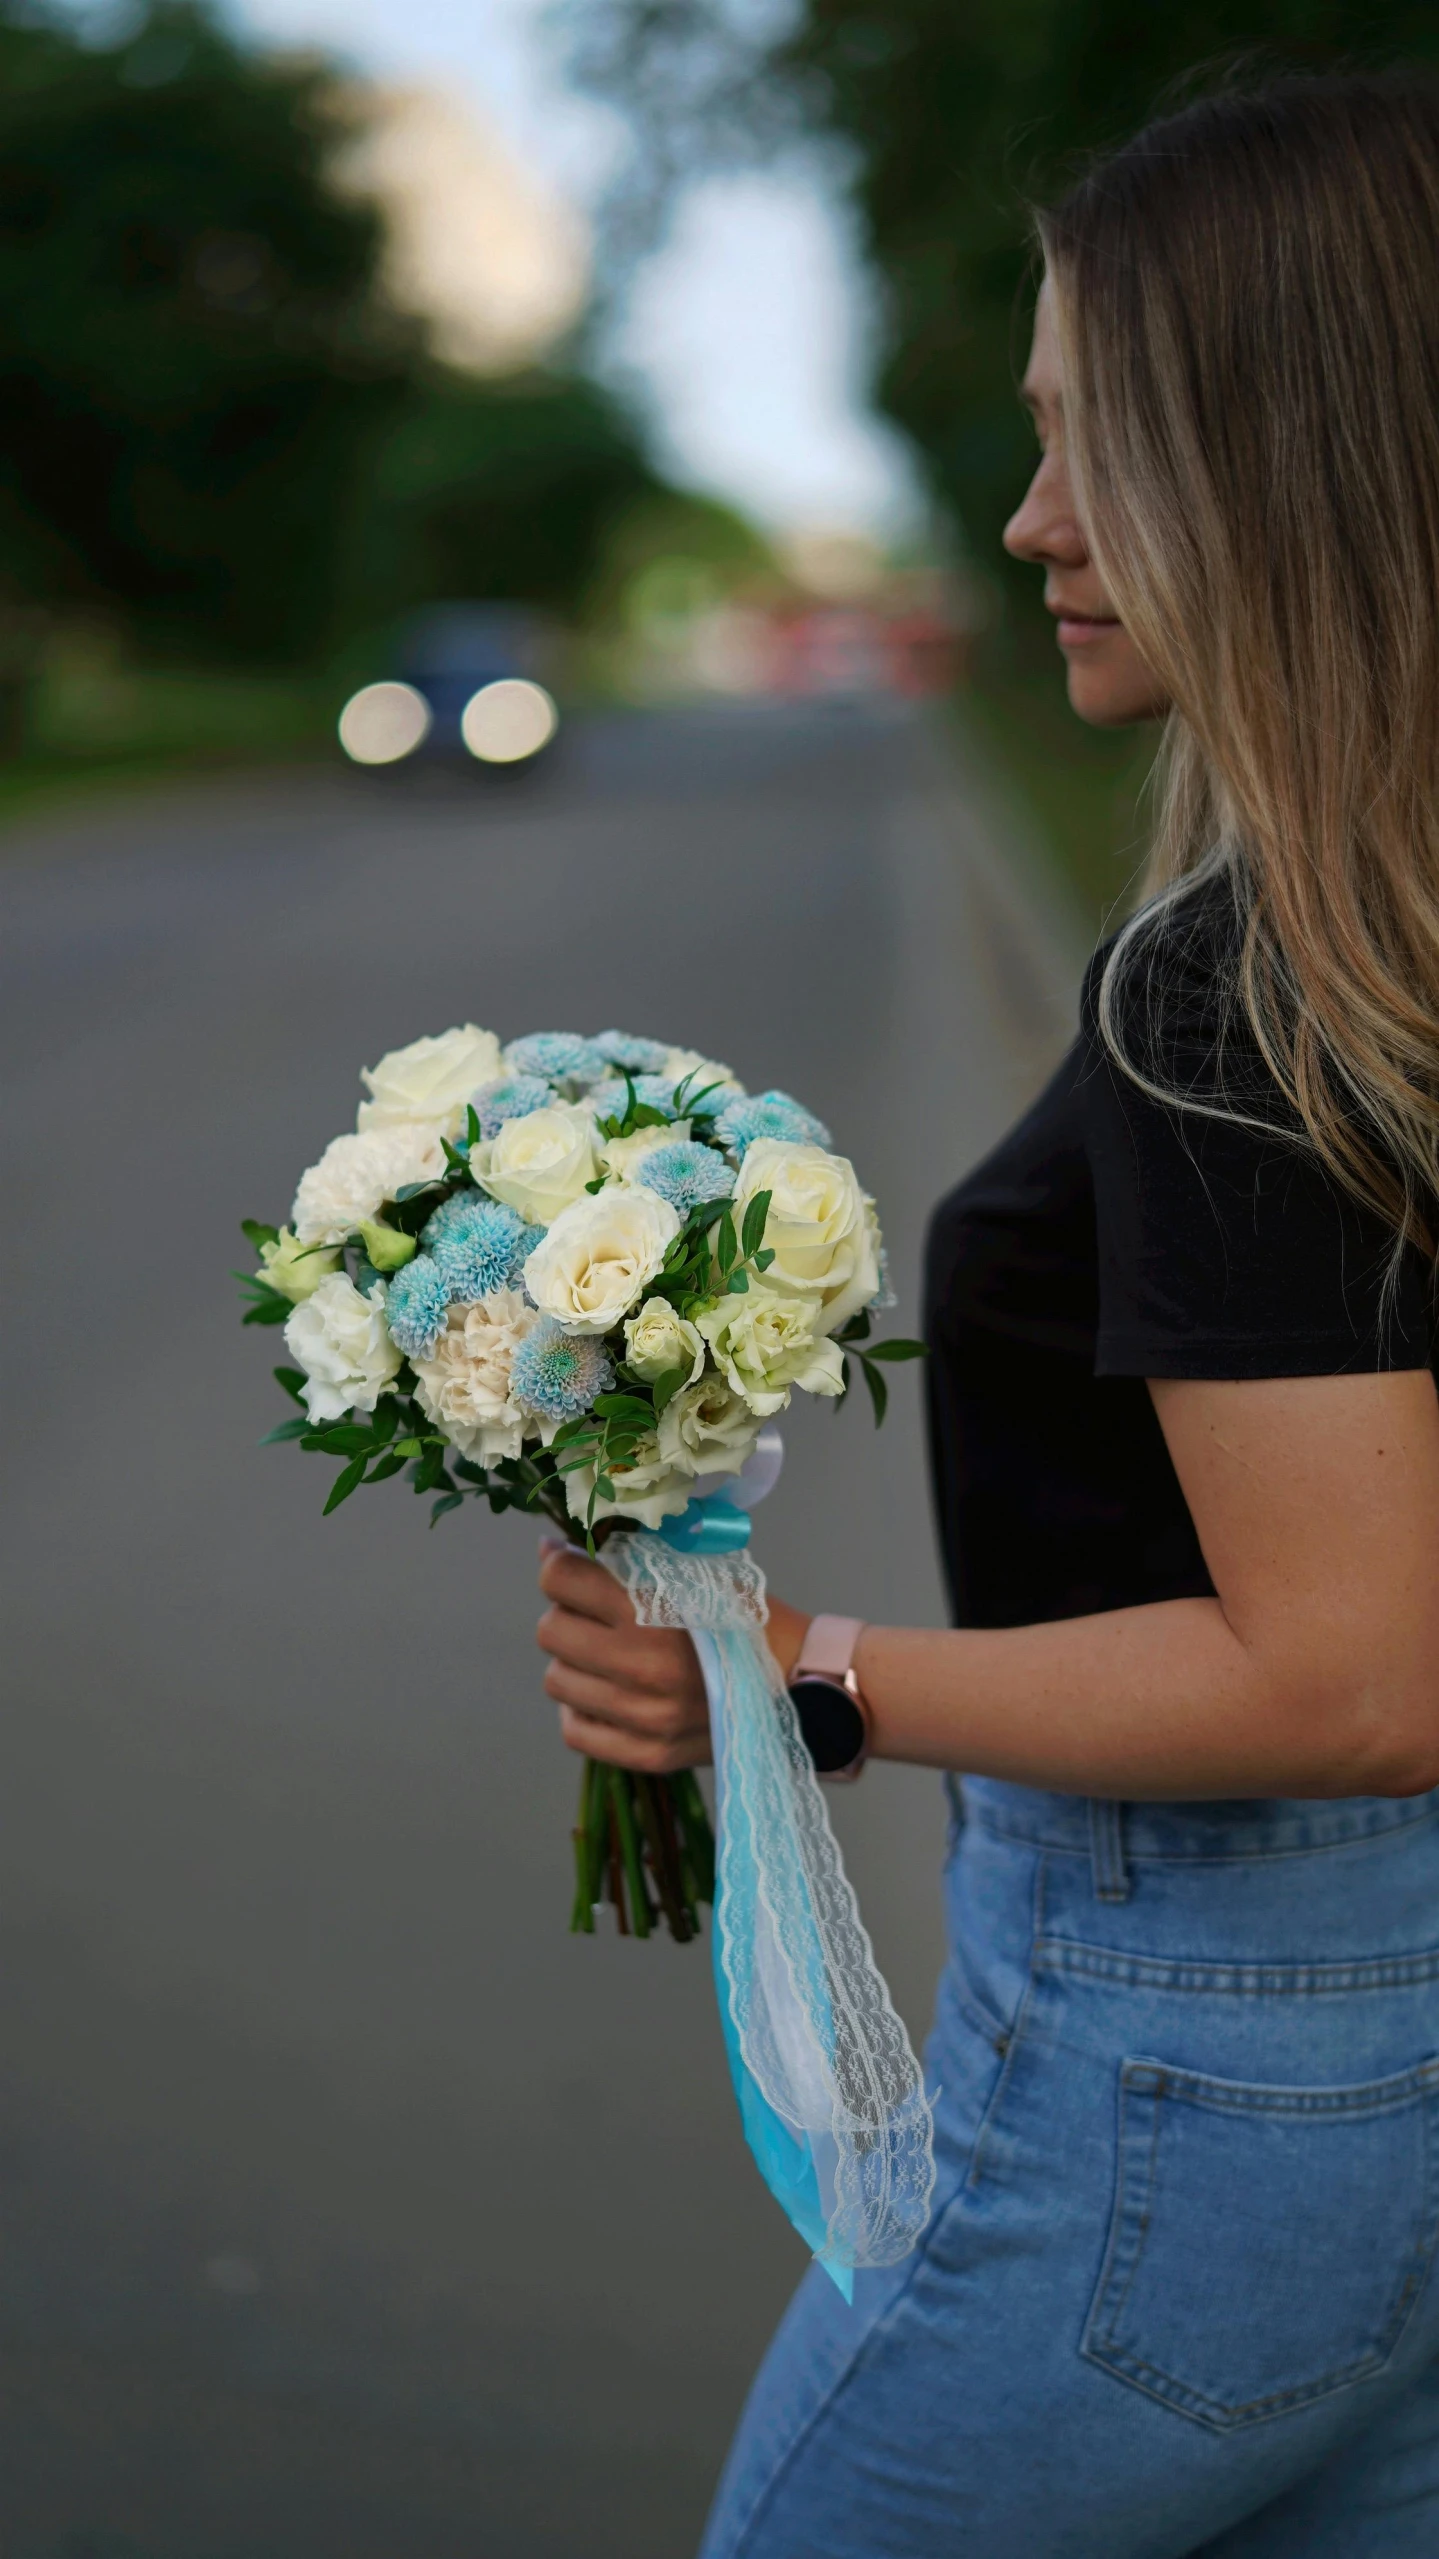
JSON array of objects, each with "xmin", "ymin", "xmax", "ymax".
[{"xmin": 536, "ymin": 73, "xmax": 1439, "ymax": 2557}]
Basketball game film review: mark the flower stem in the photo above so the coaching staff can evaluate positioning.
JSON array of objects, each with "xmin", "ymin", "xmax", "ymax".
[
  {"xmin": 633, "ymin": 1772, "xmax": 693, "ymax": 1942},
  {"xmin": 610, "ymin": 1770, "xmax": 653, "ymax": 1939}
]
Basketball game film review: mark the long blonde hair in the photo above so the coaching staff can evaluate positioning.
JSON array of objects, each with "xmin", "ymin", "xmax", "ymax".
[{"xmin": 1039, "ymin": 72, "xmax": 1439, "ymax": 1269}]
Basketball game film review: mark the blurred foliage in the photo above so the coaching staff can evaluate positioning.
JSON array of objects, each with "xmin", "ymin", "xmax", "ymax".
[
  {"xmin": 564, "ymin": 1, "xmax": 1439, "ymax": 602},
  {"xmin": 0, "ymin": 0, "xmax": 666, "ymax": 679},
  {"xmin": 561, "ymin": 1, "xmax": 1439, "ymax": 907}
]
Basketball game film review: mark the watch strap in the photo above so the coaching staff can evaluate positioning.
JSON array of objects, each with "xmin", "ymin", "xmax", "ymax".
[{"xmin": 793, "ymin": 1613, "xmax": 866, "ymax": 1682}]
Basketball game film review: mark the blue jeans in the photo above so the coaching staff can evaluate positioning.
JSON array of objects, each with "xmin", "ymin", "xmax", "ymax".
[{"xmin": 700, "ymin": 1778, "xmax": 1439, "ymax": 2557}]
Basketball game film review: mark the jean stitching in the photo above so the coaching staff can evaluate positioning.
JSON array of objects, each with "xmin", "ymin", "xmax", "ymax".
[
  {"xmin": 1082, "ymin": 2073, "xmax": 1439, "ymax": 2430},
  {"xmin": 972, "ymin": 1804, "xmax": 1438, "ymax": 1864},
  {"xmin": 1036, "ymin": 1941, "xmax": 1439, "ymax": 1996},
  {"xmin": 966, "ymin": 1850, "xmax": 1045, "ymax": 2192}
]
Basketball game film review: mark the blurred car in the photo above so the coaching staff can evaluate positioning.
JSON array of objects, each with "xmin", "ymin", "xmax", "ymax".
[{"xmin": 337, "ymin": 605, "xmax": 560, "ymax": 772}]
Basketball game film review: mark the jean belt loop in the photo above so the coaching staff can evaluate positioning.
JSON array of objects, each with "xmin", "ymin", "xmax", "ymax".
[{"xmin": 1088, "ymin": 1798, "xmax": 1131, "ymax": 1903}]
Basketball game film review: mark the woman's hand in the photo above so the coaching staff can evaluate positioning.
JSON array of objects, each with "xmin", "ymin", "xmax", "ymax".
[{"xmin": 536, "ymin": 1541, "xmax": 811, "ymax": 1772}]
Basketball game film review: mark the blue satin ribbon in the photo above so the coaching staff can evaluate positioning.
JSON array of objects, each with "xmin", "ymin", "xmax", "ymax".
[{"xmin": 657, "ymin": 1494, "xmax": 754, "ymax": 1555}]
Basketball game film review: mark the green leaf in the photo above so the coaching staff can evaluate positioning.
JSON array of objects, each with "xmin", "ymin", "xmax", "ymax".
[
  {"xmin": 369, "ymin": 1397, "xmax": 400, "ymax": 1443},
  {"xmin": 259, "ymin": 1415, "xmax": 309, "ymax": 1444},
  {"xmin": 864, "ymin": 1337, "xmax": 927, "ymax": 1362},
  {"xmin": 592, "ymin": 1393, "xmax": 653, "ymax": 1420},
  {"xmin": 465, "ymin": 1104, "xmax": 481, "ymax": 1146},
  {"xmin": 241, "ymin": 1218, "xmax": 281, "ymax": 1251},
  {"xmin": 242, "ymin": 1296, "xmax": 291, "ymax": 1327},
  {"xmin": 304, "ymin": 1424, "xmax": 375, "ymax": 1457},
  {"xmin": 650, "ymin": 1365, "xmax": 688, "ymax": 1416},
  {"xmin": 858, "ymin": 1356, "xmax": 888, "ymax": 1427},
  {"xmin": 392, "ymin": 1180, "xmax": 438, "ymax": 1203},
  {"xmin": 583, "ymin": 1176, "xmax": 607, "ymax": 1194},
  {"xmin": 595, "ymin": 1474, "xmax": 616, "ymax": 1501},
  {"xmin": 716, "ymin": 1208, "xmax": 738, "ymax": 1274},
  {"xmin": 430, "ymin": 1491, "xmax": 465, "ymax": 1526},
  {"xmin": 451, "ymin": 1457, "xmax": 489, "ymax": 1486},
  {"xmin": 726, "ymin": 1269, "xmax": 749, "ymax": 1294},
  {"xmin": 835, "ymin": 1309, "xmax": 873, "ymax": 1344},
  {"xmin": 323, "ymin": 1455, "xmax": 367, "ymax": 1514},
  {"xmin": 273, "ymin": 1365, "xmax": 307, "ymax": 1404},
  {"xmin": 752, "ymin": 1246, "xmax": 775, "ymax": 1272},
  {"xmin": 363, "ymin": 1449, "xmax": 408, "ymax": 1484},
  {"xmin": 741, "ymin": 1189, "xmax": 771, "ymax": 1262}
]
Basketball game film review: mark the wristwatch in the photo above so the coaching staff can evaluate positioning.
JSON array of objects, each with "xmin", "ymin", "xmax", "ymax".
[{"xmin": 787, "ymin": 1614, "xmax": 871, "ymax": 1782}]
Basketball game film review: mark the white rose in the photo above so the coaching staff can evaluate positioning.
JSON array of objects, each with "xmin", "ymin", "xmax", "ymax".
[
  {"xmin": 624, "ymin": 1295, "xmax": 705, "ymax": 1386},
  {"xmin": 410, "ymin": 1288, "xmax": 539, "ymax": 1463},
  {"xmin": 291, "ymin": 1123, "xmax": 447, "ymax": 1247},
  {"xmin": 656, "ymin": 1374, "xmax": 761, "ymax": 1476},
  {"xmin": 601, "ymin": 1117, "xmax": 691, "ymax": 1181},
  {"xmin": 284, "ymin": 1273, "xmax": 401, "ymax": 1423},
  {"xmin": 523, "ymin": 1187, "xmax": 681, "ymax": 1334},
  {"xmin": 357, "ymin": 1024, "xmax": 502, "ymax": 1136},
  {"xmin": 468, "ymin": 1103, "xmax": 598, "ymax": 1227},
  {"xmin": 664, "ymin": 1046, "xmax": 740, "ymax": 1094},
  {"xmin": 732, "ymin": 1139, "xmax": 880, "ymax": 1335},
  {"xmin": 696, "ymin": 1283, "xmax": 845, "ymax": 1416},
  {"xmin": 562, "ymin": 1438, "xmax": 696, "ymax": 1533}
]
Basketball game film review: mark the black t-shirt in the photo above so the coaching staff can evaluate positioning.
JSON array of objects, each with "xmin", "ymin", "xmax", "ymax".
[{"xmin": 924, "ymin": 879, "xmax": 1436, "ymax": 1630}]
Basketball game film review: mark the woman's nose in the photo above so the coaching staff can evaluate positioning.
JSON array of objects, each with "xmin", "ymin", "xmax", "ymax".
[{"xmin": 1003, "ymin": 456, "xmax": 1088, "ymax": 569}]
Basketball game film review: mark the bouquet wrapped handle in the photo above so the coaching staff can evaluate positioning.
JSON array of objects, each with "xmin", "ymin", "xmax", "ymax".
[{"xmin": 601, "ymin": 1459, "xmax": 935, "ymax": 2287}]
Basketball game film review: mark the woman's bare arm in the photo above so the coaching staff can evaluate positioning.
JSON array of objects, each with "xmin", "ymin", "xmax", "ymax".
[{"xmin": 538, "ymin": 1369, "xmax": 1439, "ymax": 1800}]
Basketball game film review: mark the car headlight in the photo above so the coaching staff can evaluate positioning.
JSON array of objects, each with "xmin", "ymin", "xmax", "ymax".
[
  {"xmin": 461, "ymin": 678, "xmax": 558, "ymax": 764},
  {"xmin": 338, "ymin": 681, "xmax": 432, "ymax": 766}
]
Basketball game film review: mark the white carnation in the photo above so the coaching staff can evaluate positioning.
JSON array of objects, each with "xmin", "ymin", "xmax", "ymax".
[
  {"xmin": 291, "ymin": 1123, "xmax": 446, "ymax": 1247},
  {"xmin": 284, "ymin": 1273, "xmax": 402, "ymax": 1423},
  {"xmin": 410, "ymin": 1288, "xmax": 540, "ymax": 1464},
  {"xmin": 357, "ymin": 1024, "xmax": 502, "ymax": 1136},
  {"xmin": 524, "ymin": 1187, "xmax": 681, "ymax": 1334},
  {"xmin": 732, "ymin": 1138, "xmax": 879, "ymax": 1335}
]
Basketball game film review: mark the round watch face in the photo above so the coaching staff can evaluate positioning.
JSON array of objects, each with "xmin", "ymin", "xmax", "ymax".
[{"xmin": 788, "ymin": 1674, "xmax": 865, "ymax": 1775}]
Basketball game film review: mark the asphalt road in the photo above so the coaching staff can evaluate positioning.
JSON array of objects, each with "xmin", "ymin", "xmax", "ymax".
[{"xmin": 0, "ymin": 703, "xmax": 1078, "ymax": 2559}]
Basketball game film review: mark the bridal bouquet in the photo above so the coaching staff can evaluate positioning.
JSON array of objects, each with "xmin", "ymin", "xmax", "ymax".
[{"xmin": 239, "ymin": 1024, "xmax": 933, "ymax": 2277}]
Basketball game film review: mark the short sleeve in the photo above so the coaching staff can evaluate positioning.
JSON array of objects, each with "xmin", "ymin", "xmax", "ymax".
[{"xmin": 1078, "ymin": 899, "xmax": 1434, "ymax": 1380}]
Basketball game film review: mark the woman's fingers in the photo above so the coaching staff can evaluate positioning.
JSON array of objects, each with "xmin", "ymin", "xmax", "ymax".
[
  {"xmin": 555, "ymin": 1699, "xmax": 710, "ymax": 1774},
  {"xmin": 537, "ymin": 1600, "xmax": 693, "ymax": 1692},
  {"xmin": 537, "ymin": 1544, "xmax": 634, "ymax": 1627}
]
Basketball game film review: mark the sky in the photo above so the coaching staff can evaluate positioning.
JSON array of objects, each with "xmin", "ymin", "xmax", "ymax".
[{"xmin": 230, "ymin": 0, "xmax": 923, "ymax": 539}]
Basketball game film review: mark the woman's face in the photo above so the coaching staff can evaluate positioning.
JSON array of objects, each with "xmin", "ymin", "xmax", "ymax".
[{"xmin": 1003, "ymin": 280, "xmax": 1169, "ymax": 728}]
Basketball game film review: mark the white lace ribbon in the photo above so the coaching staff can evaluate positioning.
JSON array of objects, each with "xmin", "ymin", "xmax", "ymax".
[{"xmin": 601, "ymin": 1526, "xmax": 935, "ymax": 2279}]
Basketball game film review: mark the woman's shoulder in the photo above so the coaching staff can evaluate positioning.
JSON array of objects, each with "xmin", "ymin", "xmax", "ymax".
[{"xmin": 1080, "ymin": 870, "xmax": 1283, "ymax": 1123}]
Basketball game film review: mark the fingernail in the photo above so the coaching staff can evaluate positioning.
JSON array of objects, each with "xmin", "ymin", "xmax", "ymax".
[{"xmin": 538, "ymin": 1530, "xmax": 567, "ymax": 1556}]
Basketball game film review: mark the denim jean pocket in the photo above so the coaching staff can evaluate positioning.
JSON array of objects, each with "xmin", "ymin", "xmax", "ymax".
[{"xmin": 1082, "ymin": 2053, "xmax": 1439, "ymax": 2431}]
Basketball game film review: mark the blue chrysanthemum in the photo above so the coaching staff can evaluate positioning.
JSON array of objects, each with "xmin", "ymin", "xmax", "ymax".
[
  {"xmin": 592, "ymin": 1029, "xmax": 671, "ymax": 1075},
  {"xmin": 716, "ymin": 1090, "xmax": 832, "ymax": 1158},
  {"xmin": 421, "ymin": 1195, "xmax": 536, "ymax": 1300},
  {"xmin": 384, "ymin": 1256, "xmax": 450, "ymax": 1360},
  {"xmin": 503, "ymin": 1032, "xmax": 605, "ymax": 1089},
  {"xmin": 470, "ymin": 1074, "xmax": 551, "ymax": 1140},
  {"xmin": 635, "ymin": 1139, "xmax": 736, "ymax": 1215},
  {"xmin": 511, "ymin": 1317, "xmax": 615, "ymax": 1422}
]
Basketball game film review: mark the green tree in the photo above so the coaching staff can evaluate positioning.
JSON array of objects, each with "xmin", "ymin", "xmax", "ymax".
[
  {"xmin": 0, "ymin": 0, "xmax": 405, "ymax": 661},
  {"xmin": 564, "ymin": 3, "xmax": 1439, "ymax": 605}
]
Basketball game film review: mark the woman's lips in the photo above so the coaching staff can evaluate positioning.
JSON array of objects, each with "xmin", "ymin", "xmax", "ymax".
[{"xmin": 1054, "ymin": 610, "xmax": 1121, "ymax": 648}]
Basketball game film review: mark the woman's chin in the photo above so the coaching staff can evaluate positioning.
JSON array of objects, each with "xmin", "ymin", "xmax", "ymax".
[{"xmin": 1063, "ymin": 640, "xmax": 1169, "ymax": 729}]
